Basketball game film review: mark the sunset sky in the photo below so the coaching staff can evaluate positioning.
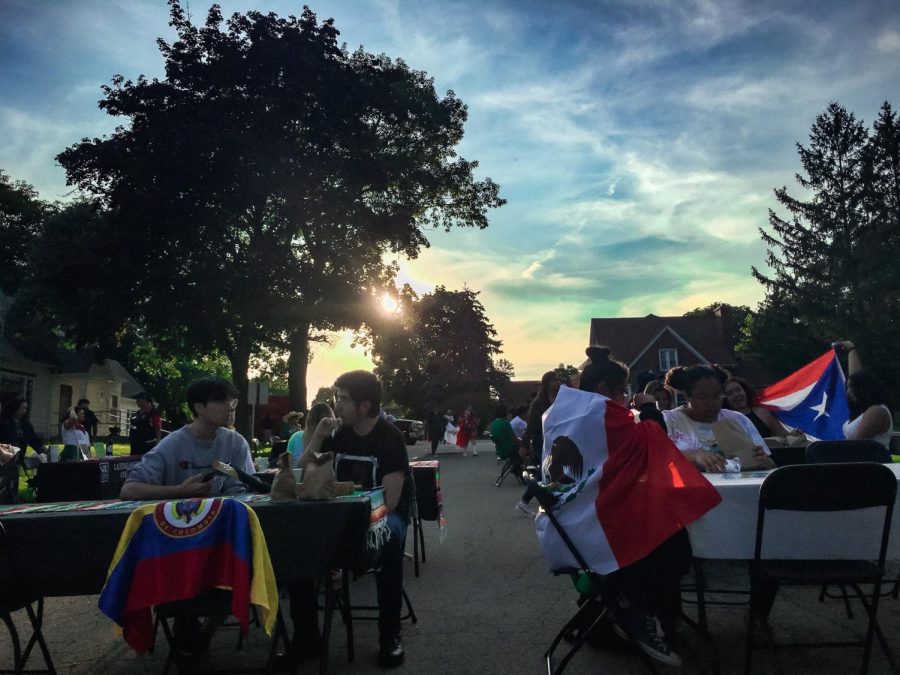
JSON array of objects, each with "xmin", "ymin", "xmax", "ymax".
[{"xmin": 2, "ymin": 0, "xmax": 899, "ymax": 401}]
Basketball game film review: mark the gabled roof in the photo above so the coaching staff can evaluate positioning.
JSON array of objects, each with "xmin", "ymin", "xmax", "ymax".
[{"xmin": 589, "ymin": 313, "xmax": 735, "ymax": 366}]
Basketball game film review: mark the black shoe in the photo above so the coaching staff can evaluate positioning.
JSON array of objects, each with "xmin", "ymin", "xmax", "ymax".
[
  {"xmin": 378, "ymin": 635, "xmax": 405, "ymax": 668},
  {"xmin": 612, "ymin": 602, "xmax": 681, "ymax": 666}
]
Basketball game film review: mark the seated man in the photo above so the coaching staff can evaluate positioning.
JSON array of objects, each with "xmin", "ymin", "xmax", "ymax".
[
  {"xmin": 293, "ymin": 370, "xmax": 412, "ymax": 668},
  {"xmin": 120, "ymin": 377, "xmax": 255, "ymax": 665},
  {"xmin": 121, "ymin": 377, "xmax": 254, "ymax": 501}
]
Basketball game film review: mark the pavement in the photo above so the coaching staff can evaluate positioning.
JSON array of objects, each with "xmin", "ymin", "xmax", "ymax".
[{"xmin": 6, "ymin": 438, "xmax": 900, "ymax": 673}]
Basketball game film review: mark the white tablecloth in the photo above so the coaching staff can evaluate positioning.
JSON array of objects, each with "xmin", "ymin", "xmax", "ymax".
[{"xmin": 687, "ymin": 463, "xmax": 900, "ymax": 560}]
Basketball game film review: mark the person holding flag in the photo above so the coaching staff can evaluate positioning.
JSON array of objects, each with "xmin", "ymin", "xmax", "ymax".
[{"xmin": 834, "ymin": 340, "xmax": 894, "ymax": 449}]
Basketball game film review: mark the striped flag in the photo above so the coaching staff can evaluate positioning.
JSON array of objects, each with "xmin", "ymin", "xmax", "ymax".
[
  {"xmin": 534, "ymin": 386, "xmax": 720, "ymax": 575},
  {"xmin": 98, "ymin": 497, "xmax": 278, "ymax": 653},
  {"xmin": 758, "ymin": 350, "xmax": 849, "ymax": 440}
]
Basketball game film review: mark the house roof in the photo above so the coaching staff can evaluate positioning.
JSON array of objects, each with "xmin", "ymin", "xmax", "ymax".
[
  {"xmin": 589, "ymin": 313, "xmax": 735, "ymax": 367},
  {"xmin": 104, "ymin": 359, "xmax": 146, "ymax": 398},
  {"xmin": 500, "ymin": 380, "xmax": 541, "ymax": 406}
]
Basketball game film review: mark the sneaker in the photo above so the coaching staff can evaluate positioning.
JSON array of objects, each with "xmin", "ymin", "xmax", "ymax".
[
  {"xmin": 612, "ymin": 602, "xmax": 681, "ymax": 667},
  {"xmin": 378, "ymin": 635, "xmax": 405, "ymax": 668},
  {"xmin": 472, "ymin": 447, "xmax": 478, "ymax": 456},
  {"xmin": 515, "ymin": 500, "xmax": 536, "ymax": 517}
]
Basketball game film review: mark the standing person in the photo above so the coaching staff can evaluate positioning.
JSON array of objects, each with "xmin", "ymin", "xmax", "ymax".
[
  {"xmin": 834, "ymin": 340, "xmax": 894, "ymax": 448},
  {"xmin": 77, "ymin": 398, "xmax": 100, "ymax": 442},
  {"xmin": 457, "ymin": 404, "xmax": 479, "ymax": 457},
  {"xmin": 425, "ymin": 405, "xmax": 444, "ymax": 456},
  {"xmin": 60, "ymin": 406, "xmax": 92, "ymax": 461},
  {"xmin": 515, "ymin": 372, "xmax": 563, "ymax": 516},
  {"xmin": 129, "ymin": 392, "xmax": 162, "ymax": 456},
  {"xmin": 294, "ymin": 370, "xmax": 412, "ymax": 668},
  {"xmin": 0, "ymin": 397, "xmax": 47, "ymax": 469}
]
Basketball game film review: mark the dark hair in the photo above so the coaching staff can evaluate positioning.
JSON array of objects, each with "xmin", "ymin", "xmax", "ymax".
[
  {"xmin": 1, "ymin": 397, "xmax": 27, "ymax": 421},
  {"xmin": 135, "ymin": 391, "xmax": 154, "ymax": 405},
  {"xmin": 665, "ymin": 364, "xmax": 727, "ymax": 396},
  {"xmin": 495, "ymin": 405, "xmax": 508, "ymax": 419},
  {"xmin": 516, "ymin": 405, "xmax": 528, "ymax": 417},
  {"xmin": 847, "ymin": 371, "xmax": 892, "ymax": 420},
  {"xmin": 186, "ymin": 377, "xmax": 238, "ymax": 417},
  {"xmin": 305, "ymin": 402, "xmax": 335, "ymax": 433},
  {"xmin": 333, "ymin": 370, "xmax": 382, "ymax": 419},
  {"xmin": 579, "ymin": 346, "xmax": 628, "ymax": 396},
  {"xmin": 723, "ymin": 376, "xmax": 756, "ymax": 409},
  {"xmin": 77, "ymin": 398, "xmax": 90, "ymax": 406}
]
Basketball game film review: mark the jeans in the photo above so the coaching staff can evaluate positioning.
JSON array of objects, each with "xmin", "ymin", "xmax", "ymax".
[{"xmin": 288, "ymin": 511, "xmax": 408, "ymax": 647}]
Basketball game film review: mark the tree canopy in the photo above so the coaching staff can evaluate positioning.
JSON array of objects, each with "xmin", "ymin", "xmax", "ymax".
[
  {"xmin": 749, "ymin": 101, "xmax": 900, "ymax": 393},
  {"xmin": 44, "ymin": 1, "xmax": 503, "ymax": 433},
  {"xmin": 361, "ymin": 285, "xmax": 510, "ymax": 418}
]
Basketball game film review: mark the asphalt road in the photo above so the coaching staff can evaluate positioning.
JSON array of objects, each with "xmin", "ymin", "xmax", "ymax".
[{"xmin": 6, "ymin": 439, "xmax": 900, "ymax": 673}]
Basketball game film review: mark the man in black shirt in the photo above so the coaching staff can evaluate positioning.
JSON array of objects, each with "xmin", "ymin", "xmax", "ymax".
[{"xmin": 295, "ymin": 370, "xmax": 411, "ymax": 668}]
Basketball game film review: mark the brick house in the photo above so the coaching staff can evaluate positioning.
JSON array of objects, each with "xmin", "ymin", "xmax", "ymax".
[{"xmin": 588, "ymin": 306, "xmax": 737, "ymax": 392}]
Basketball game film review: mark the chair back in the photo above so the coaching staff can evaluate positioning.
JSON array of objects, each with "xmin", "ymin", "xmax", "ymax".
[
  {"xmin": 806, "ymin": 439, "xmax": 891, "ymax": 464},
  {"xmin": 335, "ymin": 453, "xmax": 378, "ymax": 490},
  {"xmin": 754, "ymin": 463, "xmax": 897, "ymax": 565}
]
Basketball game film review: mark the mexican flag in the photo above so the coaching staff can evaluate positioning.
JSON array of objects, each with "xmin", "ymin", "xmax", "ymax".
[{"xmin": 535, "ymin": 386, "xmax": 721, "ymax": 575}]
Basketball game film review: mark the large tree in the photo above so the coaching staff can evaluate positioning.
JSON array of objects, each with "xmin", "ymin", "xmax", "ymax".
[
  {"xmin": 363, "ymin": 285, "xmax": 510, "ymax": 419},
  {"xmin": 50, "ymin": 2, "xmax": 503, "ymax": 434},
  {"xmin": 0, "ymin": 171, "xmax": 52, "ymax": 295},
  {"xmin": 750, "ymin": 101, "xmax": 900, "ymax": 391}
]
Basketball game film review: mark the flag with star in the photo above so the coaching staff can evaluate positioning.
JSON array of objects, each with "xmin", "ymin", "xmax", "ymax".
[{"xmin": 758, "ymin": 349, "xmax": 849, "ymax": 440}]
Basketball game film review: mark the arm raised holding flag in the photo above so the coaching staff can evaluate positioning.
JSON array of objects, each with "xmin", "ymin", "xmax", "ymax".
[{"xmin": 834, "ymin": 341, "xmax": 894, "ymax": 448}]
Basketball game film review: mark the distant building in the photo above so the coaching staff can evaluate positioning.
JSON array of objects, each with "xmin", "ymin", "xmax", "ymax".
[
  {"xmin": 499, "ymin": 380, "xmax": 541, "ymax": 409},
  {"xmin": 0, "ymin": 287, "xmax": 145, "ymax": 440},
  {"xmin": 588, "ymin": 306, "xmax": 737, "ymax": 391}
]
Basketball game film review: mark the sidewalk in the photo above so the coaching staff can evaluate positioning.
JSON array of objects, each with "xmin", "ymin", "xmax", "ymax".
[{"xmin": 8, "ymin": 439, "xmax": 900, "ymax": 673}]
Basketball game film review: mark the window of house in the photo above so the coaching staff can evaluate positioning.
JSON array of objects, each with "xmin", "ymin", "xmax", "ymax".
[{"xmin": 659, "ymin": 348, "xmax": 678, "ymax": 372}]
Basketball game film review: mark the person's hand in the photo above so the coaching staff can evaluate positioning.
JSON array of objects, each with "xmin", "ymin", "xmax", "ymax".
[
  {"xmin": 752, "ymin": 446, "xmax": 776, "ymax": 469},
  {"xmin": 179, "ymin": 473, "xmax": 215, "ymax": 497},
  {"xmin": 0, "ymin": 444, "xmax": 16, "ymax": 465},
  {"xmin": 68, "ymin": 407, "xmax": 77, "ymax": 419},
  {"xmin": 314, "ymin": 416, "xmax": 342, "ymax": 440},
  {"xmin": 686, "ymin": 450, "xmax": 726, "ymax": 473},
  {"xmin": 631, "ymin": 393, "xmax": 654, "ymax": 408}
]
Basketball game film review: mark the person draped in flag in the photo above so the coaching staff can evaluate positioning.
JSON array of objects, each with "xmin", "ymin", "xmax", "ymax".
[
  {"xmin": 723, "ymin": 376, "xmax": 790, "ymax": 439},
  {"xmin": 537, "ymin": 347, "xmax": 720, "ymax": 666},
  {"xmin": 834, "ymin": 341, "xmax": 895, "ymax": 449},
  {"xmin": 663, "ymin": 364, "xmax": 774, "ymax": 472}
]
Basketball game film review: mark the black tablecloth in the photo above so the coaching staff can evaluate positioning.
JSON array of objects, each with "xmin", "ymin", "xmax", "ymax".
[
  {"xmin": 0, "ymin": 497, "xmax": 371, "ymax": 598},
  {"xmin": 33, "ymin": 456, "xmax": 143, "ymax": 502},
  {"xmin": 412, "ymin": 465, "xmax": 439, "ymax": 521}
]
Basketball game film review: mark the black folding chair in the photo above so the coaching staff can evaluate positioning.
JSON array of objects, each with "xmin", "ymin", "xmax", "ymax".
[
  {"xmin": 0, "ymin": 521, "xmax": 56, "ymax": 674},
  {"xmin": 806, "ymin": 439, "xmax": 892, "ymax": 464},
  {"xmin": 529, "ymin": 480, "xmax": 718, "ymax": 674},
  {"xmin": 745, "ymin": 462, "xmax": 898, "ymax": 674}
]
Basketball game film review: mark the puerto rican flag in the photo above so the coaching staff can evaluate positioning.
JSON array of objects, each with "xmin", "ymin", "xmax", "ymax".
[
  {"xmin": 758, "ymin": 349, "xmax": 849, "ymax": 440},
  {"xmin": 534, "ymin": 386, "xmax": 720, "ymax": 575}
]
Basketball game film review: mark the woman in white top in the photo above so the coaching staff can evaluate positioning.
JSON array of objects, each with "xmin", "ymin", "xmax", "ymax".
[
  {"xmin": 60, "ymin": 406, "xmax": 91, "ymax": 461},
  {"xmin": 663, "ymin": 364, "xmax": 774, "ymax": 473},
  {"xmin": 834, "ymin": 341, "xmax": 894, "ymax": 448}
]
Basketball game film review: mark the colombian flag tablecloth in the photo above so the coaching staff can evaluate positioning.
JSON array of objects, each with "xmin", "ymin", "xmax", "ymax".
[
  {"xmin": 535, "ymin": 386, "xmax": 721, "ymax": 575},
  {"xmin": 98, "ymin": 497, "xmax": 278, "ymax": 653}
]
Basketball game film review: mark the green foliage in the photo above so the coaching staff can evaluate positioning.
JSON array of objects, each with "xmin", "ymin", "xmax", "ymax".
[
  {"xmin": 554, "ymin": 363, "xmax": 580, "ymax": 385},
  {"xmin": 312, "ymin": 386, "xmax": 337, "ymax": 406},
  {"xmin": 44, "ymin": 2, "xmax": 502, "ymax": 434},
  {"xmin": 750, "ymin": 101, "xmax": 900, "ymax": 391},
  {"xmin": 0, "ymin": 171, "xmax": 53, "ymax": 295},
  {"xmin": 363, "ymin": 285, "xmax": 510, "ymax": 419}
]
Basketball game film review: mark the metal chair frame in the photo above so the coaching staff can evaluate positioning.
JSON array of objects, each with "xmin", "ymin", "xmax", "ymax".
[{"xmin": 745, "ymin": 462, "xmax": 898, "ymax": 675}]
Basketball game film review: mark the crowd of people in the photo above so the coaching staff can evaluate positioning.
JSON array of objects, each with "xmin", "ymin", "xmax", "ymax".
[{"xmin": 0, "ymin": 337, "xmax": 896, "ymax": 668}]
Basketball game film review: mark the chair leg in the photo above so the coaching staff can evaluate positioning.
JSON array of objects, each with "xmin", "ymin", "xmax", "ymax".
[
  {"xmin": 495, "ymin": 460, "xmax": 512, "ymax": 487},
  {"xmin": 338, "ymin": 570, "xmax": 354, "ymax": 663},
  {"xmin": 2, "ymin": 610, "xmax": 24, "ymax": 673},
  {"xmin": 22, "ymin": 599, "xmax": 56, "ymax": 675},
  {"xmin": 694, "ymin": 558, "xmax": 709, "ymax": 633},
  {"xmin": 412, "ymin": 517, "xmax": 420, "ymax": 577},
  {"xmin": 265, "ymin": 607, "xmax": 294, "ymax": 675},
  {"xmin": 319, "ymin": 576, "xmax": 336, "ymax": 675},
  {"xmin": 417, "ymin": 516, "xmax": 426, "ymax": 564}
]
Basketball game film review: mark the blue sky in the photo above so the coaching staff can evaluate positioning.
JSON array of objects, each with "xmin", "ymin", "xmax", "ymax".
[{"xmin": 2, "ymin": 0, "xmax": 899, "ymax": 397}]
